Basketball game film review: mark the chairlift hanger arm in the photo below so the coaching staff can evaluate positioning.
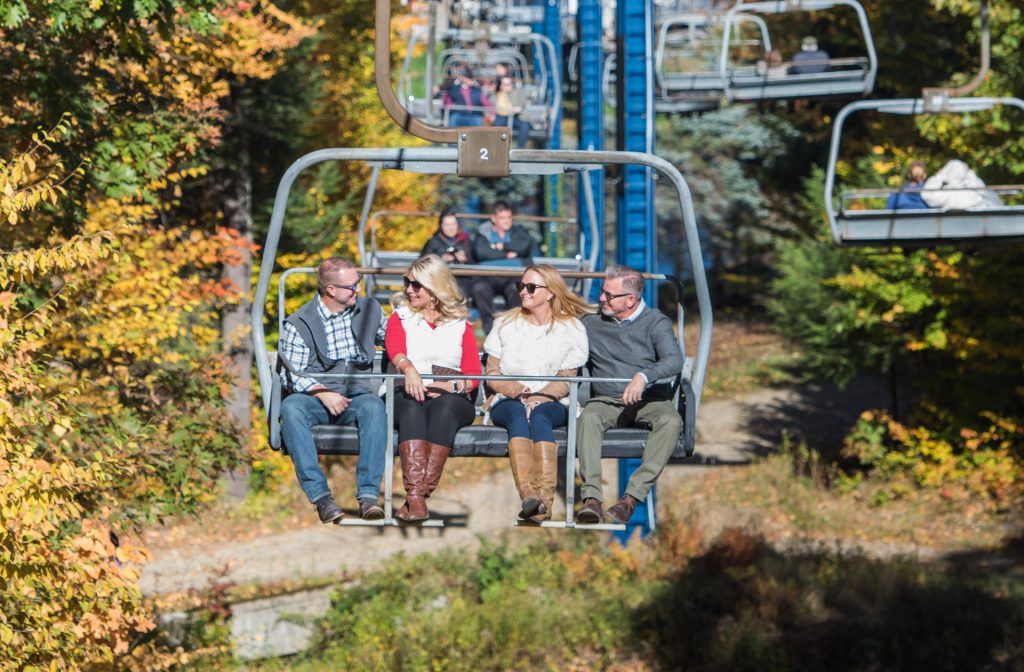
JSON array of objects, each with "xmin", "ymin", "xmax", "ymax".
[{"xmin": 922, "ymin": 0, "xmax": 989, "ymax": 110}]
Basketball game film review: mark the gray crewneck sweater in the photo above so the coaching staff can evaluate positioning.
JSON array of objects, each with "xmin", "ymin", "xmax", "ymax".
[{"xmin": 582, "ymin": 309, "xmax": 683, "ymax": 399}]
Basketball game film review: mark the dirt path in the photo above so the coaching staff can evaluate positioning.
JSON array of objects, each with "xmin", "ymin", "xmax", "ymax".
[{"xmin": 140, "ymin": 378, "xmax": 894, "ymax": 596}]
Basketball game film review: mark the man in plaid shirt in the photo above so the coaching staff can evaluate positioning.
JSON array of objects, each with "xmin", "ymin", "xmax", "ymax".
[{"xmin": 279, "ymin": 257, "xmax": 388, "ymax": 523}]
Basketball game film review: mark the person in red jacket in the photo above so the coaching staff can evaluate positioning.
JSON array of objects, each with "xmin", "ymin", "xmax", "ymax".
[{"xmin": 385, "ymin": 254, "xmax": 482, "ymax": 523}]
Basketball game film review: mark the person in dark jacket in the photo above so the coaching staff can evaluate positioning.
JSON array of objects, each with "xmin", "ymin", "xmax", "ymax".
[
  {"xmin": 885, "ymin": 160, "xmax": 929, "ymax": 210},
  {"xmin": 421, "ymin": 208, "xmax": 474, "ymax": 297},
  {"xmin": 789, "ymin": 36, "xmax": 830, "ymax": 75},
  {"xmin": 443, "ymin": 66, "xmax": 494, "ymax": 127},
  {"xmin": 471, "ymin": 200, "xmax": 535, "ymax": 333}
]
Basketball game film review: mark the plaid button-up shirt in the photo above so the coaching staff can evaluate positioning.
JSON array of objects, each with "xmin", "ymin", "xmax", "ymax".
[{"xmin": 279, "ymin": 297, "xmax": 386, "ymax": 393}]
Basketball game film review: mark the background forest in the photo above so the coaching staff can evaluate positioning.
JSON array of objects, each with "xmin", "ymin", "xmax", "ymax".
[{"xmin": 0, "ymin": 0, "xmax": 1021, "ymax": 669}]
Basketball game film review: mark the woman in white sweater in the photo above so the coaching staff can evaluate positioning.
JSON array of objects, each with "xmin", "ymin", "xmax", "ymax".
[
  {"xmin": 386, "ymin": 255, "xmax": 482, "ymax": 523},
  {"xmin": 484, "ymin": 264, "xmax": 592, "ymax": 522}
]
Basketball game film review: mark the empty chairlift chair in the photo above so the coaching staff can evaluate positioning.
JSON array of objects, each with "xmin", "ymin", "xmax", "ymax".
[
  {"xmin": 824, "ymin": 96, "xmax": 1024, "ymax": 245},
  {"xmin": 252, "ymin": 148, "xmax": 713, "ymax": 530},
  {"xmin": 718, "ymin": 0, "xmax": 877, "ymax": 103},
  {"xmin": 654, "ymin": 11, "xmax": 771, "ymax": 112}
]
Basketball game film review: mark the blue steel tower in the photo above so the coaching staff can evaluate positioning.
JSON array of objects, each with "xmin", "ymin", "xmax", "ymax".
[{"xmin": 614, "ymin": 0, "xmax": 657, "ymax": 542}]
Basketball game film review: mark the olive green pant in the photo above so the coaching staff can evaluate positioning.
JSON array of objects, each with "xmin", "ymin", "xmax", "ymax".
[{"xmin": 577, "ymin": 397, "xmax": 682, "ymax": 502}]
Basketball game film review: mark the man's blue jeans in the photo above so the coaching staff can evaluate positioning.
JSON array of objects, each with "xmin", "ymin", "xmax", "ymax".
[{"xmin": 280, "ymin": 392, "xmax": 388, "ymax": 504}]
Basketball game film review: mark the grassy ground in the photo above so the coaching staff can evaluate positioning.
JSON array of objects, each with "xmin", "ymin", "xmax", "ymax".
[
  {"xmin": 182, "ymin": 518, "xmax": 1024, "ymax": 672},
  {"xmin": 682, "ymin": 313, "xmax": 800, "ymax": 400}
]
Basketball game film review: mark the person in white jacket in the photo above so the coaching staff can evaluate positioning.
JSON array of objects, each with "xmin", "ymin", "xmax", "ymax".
[{"xmin": 921, "ymin": 159, "xmax": 1002, "ymax": 210}]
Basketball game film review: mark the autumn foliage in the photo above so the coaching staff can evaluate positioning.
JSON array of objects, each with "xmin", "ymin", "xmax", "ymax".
[{"xmin": 1, "ymin": 2, "xmax": 314, "ymax": 668}]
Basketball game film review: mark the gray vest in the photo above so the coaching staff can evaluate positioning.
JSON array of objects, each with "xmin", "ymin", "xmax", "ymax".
[{"xmin": 283, "ymin": 296, "xmax": 383, "ymax": 395}]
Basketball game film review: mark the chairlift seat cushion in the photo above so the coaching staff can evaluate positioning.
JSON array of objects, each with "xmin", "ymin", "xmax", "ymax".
[
  {"xmin": 837, "ymin": 207, "xmax": 1024, "ymax": 244},
  {"xmin": 308, "ymin": 423, "xmax": 693, "ymax": 460}
]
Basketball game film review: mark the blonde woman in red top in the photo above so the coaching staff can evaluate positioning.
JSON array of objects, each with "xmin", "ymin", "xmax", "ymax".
[{"xmin": 385, "ymin": 254, "xmax": 482, "ymax": 523}]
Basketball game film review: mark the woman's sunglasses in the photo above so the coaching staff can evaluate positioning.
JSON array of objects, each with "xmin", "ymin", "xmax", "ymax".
[
  {"xmin": 404, "ymin": 276, "xmax": 427, "ymax": 292},
  {"xmin": 515, "ymin": 281, "xmax": 548, "ymax": 295}
]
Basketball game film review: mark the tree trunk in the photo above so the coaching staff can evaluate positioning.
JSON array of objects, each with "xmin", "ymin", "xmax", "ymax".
[{"xmin": 221, "ymin": 97, "xmax": 254, "ymax": 501}]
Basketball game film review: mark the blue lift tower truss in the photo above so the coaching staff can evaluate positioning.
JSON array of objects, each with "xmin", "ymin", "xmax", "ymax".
[{"xmin": 615, "ymin": 0, "xmax": 658, "ymax": 543}]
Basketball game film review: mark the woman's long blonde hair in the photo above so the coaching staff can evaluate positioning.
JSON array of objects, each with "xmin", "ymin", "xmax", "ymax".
[
  {"xmin": 497, "ymin": 264, "xmax": 594, "ymax": 329},
  {"xmin": 390, "ymin": 254, "xmax": 469, "ymax": 322}
]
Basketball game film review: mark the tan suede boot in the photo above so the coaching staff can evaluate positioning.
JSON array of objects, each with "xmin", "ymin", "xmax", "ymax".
[
  {"xmin": 531, "ymin": 441, "xmax": 558, "ymax": 522},
  {"xmin": 396, "ymin": 439, "xmax": 430, "ymax": 522},
  {"xmin": 508, "ymin": 437, "xmax": 542, "ymax": 519}
]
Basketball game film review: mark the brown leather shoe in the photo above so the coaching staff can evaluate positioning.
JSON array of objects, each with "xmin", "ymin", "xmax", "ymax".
[
  {"xmin": 606, "ymin": 494, "xmax": 641, "ymax": 525},
  {"xmin": 576, "ymin": 497, "xmax": 603, "ymax": 525},
  {"xmin": 314, "ymin": 494, "xmax": 344, "ymax": 524},
  {"xmin": 396, "ymin": 440, "xmax": 430, "ymax": 523},
  {"xmin": 359, "ymin": 498, "xmax": 385, "ymax": 520}
]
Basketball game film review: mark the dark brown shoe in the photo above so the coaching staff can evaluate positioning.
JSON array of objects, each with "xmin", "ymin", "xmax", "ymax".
[
  {"xmin": 314, "ymin": 494, "xmax": 344, "ymax": 524},
  {"xmin": 606, "ymin": 494, "xmax": 641, "ymax": 524},
  {"xmin": 359, "ymin": 499, "xmax": 385, "ymax": 520},
  {"xmin": 576, "ymin": 497, "xmax": 603, "ymax": 525}
]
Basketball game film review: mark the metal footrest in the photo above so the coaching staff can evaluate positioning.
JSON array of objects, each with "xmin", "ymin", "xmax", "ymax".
[
  {"xmin": 338, "ymin": 518, "xmax": 445, "ymax": 528},
  {"xmin": 514, "ymin": 520, "xmax": 626, "ymax": 531}
]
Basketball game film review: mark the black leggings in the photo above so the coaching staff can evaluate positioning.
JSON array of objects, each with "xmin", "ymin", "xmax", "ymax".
[{"xmin": 393, "ymin": 390, "xmax": 476, "ymax": 447}]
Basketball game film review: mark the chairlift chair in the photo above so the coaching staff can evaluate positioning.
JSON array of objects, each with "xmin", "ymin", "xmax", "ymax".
[
  {"xmin": 654, "ymin": 11, "xmax": 771, "ymax": 112},
  {"xmin": 398, "ymin": 29, "xmax": 561, "ymax": 144},
  {"xmin": 718, "ymin": 0, "xmax": 877, "ymax": 103},
  {"xmin": 824, "ymin": 97, "xmax": 1024, "ymax": 245},
  {"xmin": 252, "ymin": 148, "xmax": 713, "ymax": 530}
]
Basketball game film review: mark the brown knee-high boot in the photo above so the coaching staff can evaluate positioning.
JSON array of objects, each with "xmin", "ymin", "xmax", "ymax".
[
  {"xmin": 508, "ymin": 437, "xmax": 542, "ymax": 519},
  {"xmin": 396, "ymin": 439, "xmax": 430, "ymax": 522},
  {"xmin": 531, "ymin": 441, "xmax": 558, "ymax": 522},
  {"xmin": 423, "ymin": 441, "xmax": 451, "ymax": 501}
]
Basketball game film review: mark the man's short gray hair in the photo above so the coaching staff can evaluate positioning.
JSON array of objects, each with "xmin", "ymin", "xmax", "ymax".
[
  {"xmin": 605, "ymin": 264, "xmax": 643, "ymax": 295},
  {"xmin": 318, "ymin": 257, "xmax": 356, "ymax": 294}
]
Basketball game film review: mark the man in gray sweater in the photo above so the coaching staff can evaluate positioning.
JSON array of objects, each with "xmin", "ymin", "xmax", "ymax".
[{"xmin": 576, "ymin": 265, "xmax": 684, "ymax": 525}]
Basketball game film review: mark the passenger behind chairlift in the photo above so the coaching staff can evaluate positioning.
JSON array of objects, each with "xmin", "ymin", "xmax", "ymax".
[
  {"xmin": 493, "ymin": 75, "xmax": 531, "ymax": 149},
  {"xmin": 922, "ymin": 159, "xmax": 1003, "ymax": 210},
  {"xmin": 443, "ymin": 66, "xmax": 494, "ymax": 128},
  {"xmin": 755, "ymin": 49, "xmax": 787, "ymax": 78},
  {"xmin": 789, "ymin": 35, "xmax": 831, "ymax": 75},
  {"xmin": 886, "ymin": 161, "xmax": 928, "ymax": 211},
  {"xmin": 420, "ymin": 208, "xmax": 475, "ymax": 299}
]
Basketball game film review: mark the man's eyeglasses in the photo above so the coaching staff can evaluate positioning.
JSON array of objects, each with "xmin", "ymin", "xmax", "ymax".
[
  {"xmin": 329, "ymin": 279, "xmax": 360, "ymax": 293},
  {"xmin": 404, "ymin": 276, "xmax": 427, "ymax": 292},
  {"xmin": 515, "ymin": 281, "xmax": 548, "ymax": 295},
  {"xmin": 599, "ymin": 289, "xmax": 634, "ymax": 301}
]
